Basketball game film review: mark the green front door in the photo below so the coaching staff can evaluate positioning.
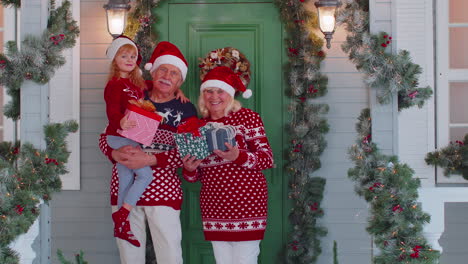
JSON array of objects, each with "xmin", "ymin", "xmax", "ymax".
[{"xmin": 157, "ymin": 1, "xmax": 286, "ymax": 262}]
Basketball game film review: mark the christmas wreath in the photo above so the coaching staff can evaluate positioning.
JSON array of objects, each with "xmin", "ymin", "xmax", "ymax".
[{"xmin": 198, "ymin": 47, "xmax": 251, "ymax": 88}]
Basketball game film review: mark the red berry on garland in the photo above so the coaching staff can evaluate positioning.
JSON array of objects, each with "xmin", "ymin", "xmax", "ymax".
[
  {"xmin": 381, "ymin": 43, "xmax": 387, "ymax": 47},
  {"xmin": 12, "ymin": 147, "xmax": 19, "ymax": 155},
  {"xmin": 317, "ymin": 50, "xmax": 325, "ymax": 57},
  {"xmin": 310, "ymin": 202, "xmax": 318, "ymax": 211},
  {"xmin": 383, "ymin": 35, "xmax": 388, "ymax": 39},
  {"xmin": 25, "ymin": 73, "xmax": 32, "ymax": 79},
  {"xmin": 0, "ymin": 60, "xmax": 6, "ymax": 69},
  {"xmin": 299, "ymin": 96, "xmax": 306, "ymax": 102},
  {"xmin": 15, "ymin": 205, "xmax": 24, "ymax": 215}
]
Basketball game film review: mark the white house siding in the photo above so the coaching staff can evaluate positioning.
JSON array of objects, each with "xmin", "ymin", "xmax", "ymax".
[
  {"xmin": 50, "ymin": 0, "xmax": 120, "ymax": 263},
  {"xmin": 314, "ymin": 25, "xmax": 372, "ymax": 263}
]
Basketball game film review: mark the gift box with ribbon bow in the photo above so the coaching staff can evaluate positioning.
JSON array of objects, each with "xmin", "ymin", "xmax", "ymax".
[
  {"xmin": 174, "ymin": 118, "xmax": 211, "ymax": 160},
  {"xmin": 205, "ymin": 122, "xmax": 237, "ymax": 152},
  {"xmin": 118, "ymin": 104, "xmax": 163, "ymax": 146}
]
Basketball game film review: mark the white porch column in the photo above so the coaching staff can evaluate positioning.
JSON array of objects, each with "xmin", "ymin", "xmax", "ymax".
[{"xmin": 9, "ymin": 0, "xmax": 51, "ymax": 263}]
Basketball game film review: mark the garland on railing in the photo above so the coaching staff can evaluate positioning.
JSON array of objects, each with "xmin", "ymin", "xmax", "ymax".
[
  {"xmin": 274, "ymin": 0, "xmax": 329, "ymax": 262},
  {"xmin": 337, "ymin": 0, "xmax": 432, "ymax": 111},
  {"xmin": 0, "ymin": 0, "xmax": 79, "ymax": 120},
  {"xmin": 425, "ymin": 134, "xmax": 468, "ymax": 180},
  {"xmin": 0, "ymin": 0, "xmax": 20, "ymax": 8},
  {"xmin": 348, "ymin": 109, "xmax": 440, "ymax": 263},
  {"xmin": 0, "ymin": 120, "xmax": 79, "ymax": 263}
]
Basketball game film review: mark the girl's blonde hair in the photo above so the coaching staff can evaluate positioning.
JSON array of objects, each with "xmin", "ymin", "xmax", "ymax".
[
  {"xmin": 198, "ymin": 88, "xmax": 242, "ymax": 118},
  {"xmin": 108, "ymin": 44, "xmax": 146, "ymax": 90}
]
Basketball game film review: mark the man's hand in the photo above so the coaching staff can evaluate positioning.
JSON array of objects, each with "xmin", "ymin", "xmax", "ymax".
[
  {"xmin": 120, "ymin": 114, "xmax": 137, "ymax": 130},
  {"xmin": 182, "ymin": 155, "xmax": 202, "ymax": 172},
  {"xmin": 175, "ymin": 88, "xmax": 190, "ymax": 103},
  {"xmin": 213, "ymin": 143, "xmax": 239, "ymax": 161},
  {"xmin": 112, "ymin": 146, "xmax": 157, "ymax": 169}
]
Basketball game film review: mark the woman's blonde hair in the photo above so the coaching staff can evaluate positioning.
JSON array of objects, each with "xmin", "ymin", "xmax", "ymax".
[
  {"xmin": 198, "ymin": 88, "xmax": 242, "ymax": 118},
  {"xmin": 108, "ymin": 44, "xmax": 146, "ymax": 90}
]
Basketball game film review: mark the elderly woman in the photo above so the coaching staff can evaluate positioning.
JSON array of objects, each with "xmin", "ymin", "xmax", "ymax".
[{"xmin": 182, "ymin": 66, "xmax": 274, "ymax": 264}]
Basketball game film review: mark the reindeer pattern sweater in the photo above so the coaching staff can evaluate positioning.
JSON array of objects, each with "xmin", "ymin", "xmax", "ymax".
[
  {"xmin": 181, "ymin": 108, "xmax": 274, "ymax": 241},
  {"xmin": 100, "ymin": 97, "xmax": 197, "ymax": 209}
]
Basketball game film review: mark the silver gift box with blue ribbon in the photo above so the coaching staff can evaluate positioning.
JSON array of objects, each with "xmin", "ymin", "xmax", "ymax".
[{"xmin": 206, "ymin": 122, "xmax": 237, "ymax": 152}]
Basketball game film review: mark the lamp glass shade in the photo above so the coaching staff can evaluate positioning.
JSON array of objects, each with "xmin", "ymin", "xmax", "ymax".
[
  {"xmin": 317, "ymin": 6, "xmax": 337, "ymax": 33},
  {"xmin": 105, "ymin": 8, "xmax": 128, "ymax": 37}
]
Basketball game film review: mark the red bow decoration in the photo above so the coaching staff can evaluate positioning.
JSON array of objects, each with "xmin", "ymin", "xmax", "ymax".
[{"xmin": 177, "ymin": 117, "xmax": 207, "ymax": 137}]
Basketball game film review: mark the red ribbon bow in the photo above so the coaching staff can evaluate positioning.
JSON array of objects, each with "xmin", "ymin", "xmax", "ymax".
[{"xmin": 177, "ymin": 117, "xmax": 207, "ymax": 137}]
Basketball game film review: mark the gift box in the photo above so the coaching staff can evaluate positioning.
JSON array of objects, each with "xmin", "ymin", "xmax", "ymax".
[
  {"xmin": 205, "ymin": 123, "xmax": 237, "ymax": 152},
  {"xmin": 118, "ymin": 104, "xmax": 163, "ymax": 146},
  {"xmin": 174, "ymin": 118, "xmax": 211, "ymax": 160}
]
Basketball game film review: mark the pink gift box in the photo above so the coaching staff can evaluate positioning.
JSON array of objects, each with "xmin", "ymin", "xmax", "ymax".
[{"xmin": 117, "ymin": 104, "xmax": 163, "ymax": 146}]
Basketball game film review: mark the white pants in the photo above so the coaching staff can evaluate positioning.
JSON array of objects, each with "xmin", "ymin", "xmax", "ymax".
[
  {"xmin": 211, "ymin": 240, "xmax": 261, "ymax": 264},
  {"xmin": 111, "ymin": 206, "xmax": 183, "ymax": 264}
]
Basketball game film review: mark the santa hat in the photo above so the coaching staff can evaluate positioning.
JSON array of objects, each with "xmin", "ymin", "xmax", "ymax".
[
  {"xmin": 200, "ymin": 66, "xmax": 252, "ymax": 99},
  {"xmin": 144, "ymin": 41, "xmax": 188, "ymax": 80},
  {"xmin": 106, "ymin": 35, "xmax": 142, "ymax": 66}
]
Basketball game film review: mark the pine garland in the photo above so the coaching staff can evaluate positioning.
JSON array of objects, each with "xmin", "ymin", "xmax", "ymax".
[
  {"xmin": 57, "ymin": 249, "xmax": 88, "ymax": 264},
  {"xmin": 0, "ymin": 0, "xmax": 20, "ymax": 8},
  {"xmin": 274, "ymin": 0, "xmax": 329, "ymax": 262},
  {"xmin": 425, "ymin": 134, "xmax": 468, "ymax": 180},
  {"xmin": 0, "ymin": 120, "xmax": 79, "ymax": 264},
  {"xmin": 348, "ymin": 109, "xmax": 440, "ymax": 263},
  {"xmin": 0, "ymin": 0, "xmax": 80, "ymax": 120},
  {"xmin": 337, "ymin": 1, "xmax": 432, "ymax": 111}
]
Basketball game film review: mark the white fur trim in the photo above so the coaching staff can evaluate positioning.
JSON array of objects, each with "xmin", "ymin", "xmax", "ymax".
[
  {"xmin": 144, "ymin": 63, "xmax": 153, "ymax": 71},
  {"xmin": 106, "ymin": 38, "xmax": 137, "ymax": 61},
  {"xmin": 242, "ymin": 89, "xmax": 252, "ymax": 99},
  {"xmin": 150, "ymin": 55, "xmax": 188, "ymax": 80},
  {"xmin": 200, "ymin": 80, "xmax": 235, "ymax": 97}
]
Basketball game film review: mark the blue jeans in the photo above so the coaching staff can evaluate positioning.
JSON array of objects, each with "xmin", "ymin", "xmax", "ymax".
[{"xmin": 107, "ymin": 135, "xmax": 153, "ymax": 207}]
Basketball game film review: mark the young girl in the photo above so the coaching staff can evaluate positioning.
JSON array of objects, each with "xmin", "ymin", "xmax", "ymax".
[{"xmin": 104, "ymin": 36, "xmax": 151, "ymax": 247}]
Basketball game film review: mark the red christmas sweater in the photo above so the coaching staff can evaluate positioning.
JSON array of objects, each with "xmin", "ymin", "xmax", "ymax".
[
  {"xmin": 99, "ymin": 96, "xmax": 198, "ymax": 209},
  {"xmin": 181, "ymin": 108, "xmax": 274, "ymax": 241},
  {"xmin": 104, "ymin": 77, "xmax": 145, "ymax": 136}
]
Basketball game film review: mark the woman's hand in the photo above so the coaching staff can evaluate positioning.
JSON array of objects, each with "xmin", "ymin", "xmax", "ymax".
[
  {"xmin": 182, "ymin": 155, "xmax": 202, "ymax": 171},
  {"xmin": 112, "ymin": 146, "xmax": 157, "ymax": 169},
  {"xmin": 213, "ymin": 143, "xmax": 239, "ymax": 161}
]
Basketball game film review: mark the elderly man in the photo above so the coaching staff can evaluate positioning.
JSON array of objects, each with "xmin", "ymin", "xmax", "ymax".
[{"xmin": 99, "ymin": 41, "xmax": 196, "ymax": 264}]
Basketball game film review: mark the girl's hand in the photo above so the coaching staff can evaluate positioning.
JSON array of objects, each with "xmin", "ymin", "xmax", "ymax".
[
  {"xmin": 182, "ymin": 155, "xmax": 202, "ymax": 171},
  {"xmin": 120, "ymin": 114, "xmax": 137, "ymax": 130},
  {"xmin": 175, "ymin": 89, "xmax": 190, "ymax": 103},
  {"xmin": 213, "ymin": 143, "xmax": 239, "ymax": 161}
]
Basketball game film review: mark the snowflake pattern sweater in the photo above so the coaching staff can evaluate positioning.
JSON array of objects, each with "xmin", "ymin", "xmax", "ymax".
[
  {"xmin": 181, "ymin": 108, "xmax": 274, "ymax": 241},
  {"xmin": 99, "ymin": 96, "xmax": 197, "ymax": 209}
]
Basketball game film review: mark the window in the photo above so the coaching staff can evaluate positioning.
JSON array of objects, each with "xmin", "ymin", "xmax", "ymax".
[{"xmin": 436, "ymin": 0, "xmax": 468, "ymax": 183}]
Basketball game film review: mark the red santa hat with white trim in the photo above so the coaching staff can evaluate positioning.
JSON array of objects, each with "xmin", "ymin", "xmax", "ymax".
[
  {"xmin": 144, "ymin": 41, "xmax": 188, "ymax": 80},
  {"xmin": 106, "ymin": 35, "xmax": 142, "ymax": 66},
  {"xmin": 200, "ymin": 66, "xmax": 253, "ymax": 99}
]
